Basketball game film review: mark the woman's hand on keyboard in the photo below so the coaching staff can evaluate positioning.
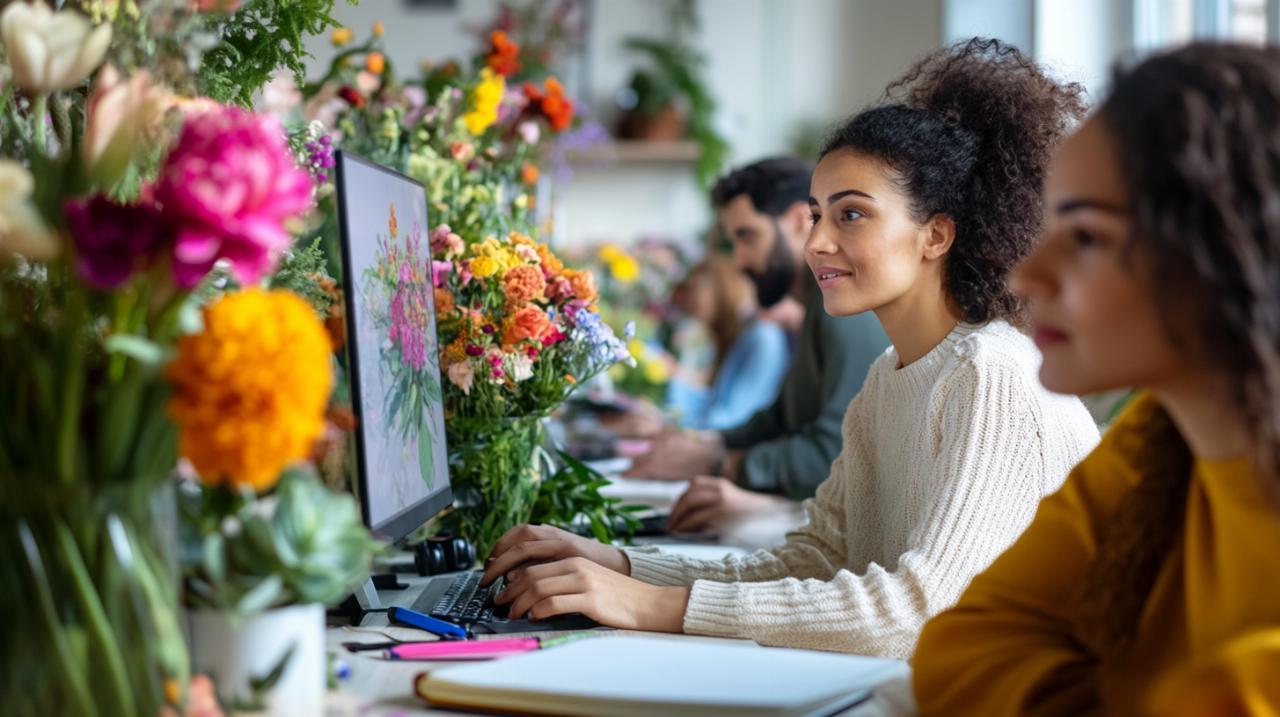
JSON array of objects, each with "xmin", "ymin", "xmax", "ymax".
[
  {"xmin": 495, "ymin": 556, "xmax": 691, "ymax": 633},
  {"xmin": 480, "ymin": 524, "xmax": 630, "ymax": 587}
]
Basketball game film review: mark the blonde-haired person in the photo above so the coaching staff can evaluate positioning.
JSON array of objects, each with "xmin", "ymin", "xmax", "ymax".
[{"xmin": 914, "ymin": 43, "xmax": 1280, "ymax": 715}]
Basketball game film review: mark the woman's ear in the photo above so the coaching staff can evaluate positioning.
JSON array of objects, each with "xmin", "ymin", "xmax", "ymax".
[{"xmin": 922, "ymin": 214, "xmax": 957, "ymax": 261}]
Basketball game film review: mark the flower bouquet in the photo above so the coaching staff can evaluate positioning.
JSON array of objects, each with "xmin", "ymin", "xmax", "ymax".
[
  {"xmin": 0, "ymin": 1, "xmax": 352, "ymax": 714},
  {"xmin": 292, "ymin": 21, "xmax": 641, "ymax": 556}
]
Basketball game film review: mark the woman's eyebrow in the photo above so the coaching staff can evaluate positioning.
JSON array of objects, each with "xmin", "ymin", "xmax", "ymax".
[{"xmin": 808, "ymin": 188, "xmax": 876, "ymax": 205}]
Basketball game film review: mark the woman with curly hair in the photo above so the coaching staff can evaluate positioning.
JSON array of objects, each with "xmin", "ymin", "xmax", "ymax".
[
  {"xmin": 914, "ymin": 43, "xmax": 1280, "ymax": 715},
  {"xmin": 477, "ymin": 38, "xmax": 1099, "ymax": 657}
]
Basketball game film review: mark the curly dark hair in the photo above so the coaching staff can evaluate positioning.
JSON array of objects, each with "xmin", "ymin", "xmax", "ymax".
[
  {"xmin": 820, "ymin": 37, "xmax": 1086, "ymax": 326},
  {"xmin": 1075, "ymin": 43, "xmax": 1280, "ymax": 657}
]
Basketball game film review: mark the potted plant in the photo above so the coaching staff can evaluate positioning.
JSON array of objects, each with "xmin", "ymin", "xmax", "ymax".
[
  {"xmin": 617, "ymin": 0, "xmax": 730, "ymax": 187},
  {"xmin": 173, "ymin": 288, "xmax": 382, "ymax": 714}
]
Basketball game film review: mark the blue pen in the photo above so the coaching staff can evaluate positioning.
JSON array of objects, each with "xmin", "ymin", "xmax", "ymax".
[{"xmin": 386, "ymin": 607, "xmax": 469, "ymax": 640}]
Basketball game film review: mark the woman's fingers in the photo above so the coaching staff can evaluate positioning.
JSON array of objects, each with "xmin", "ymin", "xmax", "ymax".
[
  {"xmin": 505, "ymin": 572, "xmax": 585, "ymax": 620},
  {"xmin": 481, "ymin": 539, "xmax": 564, "ymax": 585},
  {"xmin": 668, "ymin": 485, "xmax": 716, "ymax": 528},
  {"xmin": 669, "ymin": 506, "xmax": 719, "ymax": 533}
]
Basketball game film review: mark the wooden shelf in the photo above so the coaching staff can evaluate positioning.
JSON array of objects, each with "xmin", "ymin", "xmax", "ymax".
[{"xmin": 565, "ymin": 139, "xmax": 701, "ymax": 164}]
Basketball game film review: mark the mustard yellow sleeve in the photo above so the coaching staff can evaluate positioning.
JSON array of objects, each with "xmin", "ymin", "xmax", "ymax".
[
  {"xmin": 912, "ymin": 398, "xmax": 1150, "ymax": 716},
  {"xmin": 1146, "ymin": 629, "xmax": 1280, "ymax": 717}
]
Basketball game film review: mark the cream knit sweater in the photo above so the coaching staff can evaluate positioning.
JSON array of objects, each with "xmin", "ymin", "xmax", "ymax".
[{"xmin": 624, "ymin": 321, "xmax": 1100, "ymax": 658}]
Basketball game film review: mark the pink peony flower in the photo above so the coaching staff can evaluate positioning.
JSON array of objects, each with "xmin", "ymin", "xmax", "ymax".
[
  {"xmin": 431, "ymin": 260, "xmax": 453, "ymax": 288},
  {"xmin": 64, "ymin": 194, "xmax": 166, "ymax": 289},
  {"xmin": 156, "ymin": 106, "xmax": 313, "ymax": 288}
]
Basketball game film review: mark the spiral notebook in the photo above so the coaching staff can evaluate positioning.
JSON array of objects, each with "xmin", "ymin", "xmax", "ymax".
[{"xmin": 414, "ymin": 635, "xmax": 907, "ymax": 717}]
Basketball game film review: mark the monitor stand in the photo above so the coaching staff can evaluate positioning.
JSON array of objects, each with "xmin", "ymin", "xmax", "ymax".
[{"xmin": 329, "ymin": 573, "xmax": 409, "ymax": 626}]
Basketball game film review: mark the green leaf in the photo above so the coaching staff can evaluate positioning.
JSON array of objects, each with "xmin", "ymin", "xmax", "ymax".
[
  {"xmin": 235, "ymin": 574, "xmax": 284, "ymax": 615},
  {"xmin": 104, "ymin": 334, "xmax": 167, "ymax": 365},
  {"xmin": 249, "ymin": 642, "xmax": 297, "ymax": 693},
  {"xmin": 203, "ymin": 532, "xmax": 226, "ymax": 584}
]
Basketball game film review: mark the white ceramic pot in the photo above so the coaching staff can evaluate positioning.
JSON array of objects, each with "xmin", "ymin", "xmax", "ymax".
[{"xmin": 186, "ymin": 603, "xmax": 325, "ymax": 715}]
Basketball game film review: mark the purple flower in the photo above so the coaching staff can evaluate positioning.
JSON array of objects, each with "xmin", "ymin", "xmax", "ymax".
[
  {"xmin": 156, "ymin": 106, "xmax": 314, "ymax": 288},
  {"xmin": 64, "ymin": 194, "xmax": 166, "ymax": 290}
]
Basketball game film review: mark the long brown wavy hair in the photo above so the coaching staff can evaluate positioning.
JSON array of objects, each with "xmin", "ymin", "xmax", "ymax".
[
  {"xmin": 682, "ymin": 255, "xmax": 754, "ymax": 382},
  {"xmin": 1074, "ymin": 43, "xmax": 1280, "ymax": 656}
]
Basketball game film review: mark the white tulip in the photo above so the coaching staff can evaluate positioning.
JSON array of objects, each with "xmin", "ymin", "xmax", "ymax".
[
  {"xmin": 83, "ymin": 65, "xmax": 171, "ymax": 187},
  {"xmin": 0, "ymin": 160, "xmax": 58, "ymax": 260},
  {"xmin": 1, "ymin": 1, "xmax": 112, "ymax": 93}
]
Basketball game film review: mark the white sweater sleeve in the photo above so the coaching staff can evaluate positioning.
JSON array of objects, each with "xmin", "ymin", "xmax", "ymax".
[
  {"xmin": 624, "ymin": 390, "xmax": 868, "ymax": 588},
  {"xmin": 677, "ymin": 362, "xmax": 1051, "ymax": 658}
]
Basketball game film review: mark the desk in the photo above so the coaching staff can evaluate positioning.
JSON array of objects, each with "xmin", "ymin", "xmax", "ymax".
[{"xmin": 326, "ymin": 550, "xmax": 915, "ymax": 716}]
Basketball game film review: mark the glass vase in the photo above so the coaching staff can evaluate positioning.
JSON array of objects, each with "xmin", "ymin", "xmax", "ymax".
[
  {"xmin": 0, "ymin": 479, "xmax": 189, "ymax": 717},
  {"xmin": 443, "ymin": 414, "xmax": 551, "ymax": 559}
]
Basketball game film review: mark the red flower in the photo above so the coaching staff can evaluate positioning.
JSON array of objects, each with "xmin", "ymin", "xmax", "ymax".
[
  {"xmin": 337, "ymin": 86, "xmax": 365, "ymax": 108},
  {"xmin": 485, "ymin": 30, "xmax": 521, "ymax": 77}
]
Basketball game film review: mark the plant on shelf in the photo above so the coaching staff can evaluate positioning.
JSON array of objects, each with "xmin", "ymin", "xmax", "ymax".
[
  {"xmin": 619, "ymin": 0, "xmax": 729, "ymax": 187},
  {"xmin": 0, "ymin": 1, "xmax": 355, "ymax": 714},
  {"xmin": 280, "ymin": 21, "xmax": 642, "ymax": 558}
]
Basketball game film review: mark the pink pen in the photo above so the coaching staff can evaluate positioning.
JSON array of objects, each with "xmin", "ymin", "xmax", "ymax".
[{"xmin": 385, "ymin": 637, "xmax": 541, "ymax": 661}]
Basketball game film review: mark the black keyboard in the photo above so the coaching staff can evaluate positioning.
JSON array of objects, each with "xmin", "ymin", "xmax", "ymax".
[{"xmin": 411, "ymin": 570, "xmax": 506, "ymax": 624}]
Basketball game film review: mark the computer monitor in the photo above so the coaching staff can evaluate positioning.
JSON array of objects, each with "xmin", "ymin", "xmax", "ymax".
[{"xmin": 334, "ymin": 150, "xmax": 452, "ymax": 543}]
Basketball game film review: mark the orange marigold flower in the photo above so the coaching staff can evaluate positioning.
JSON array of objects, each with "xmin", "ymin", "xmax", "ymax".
[
  {"xmin": 535, "ymin": 243, "xmax": 564, "ymax": 275},
  {"xmin": 527, "ymin": 76, "xmax": 574, "ymax": 132},
  {"xmin": 366, "ymin": 52, "xmax": 386, "ymax": 74},
  {"xmin": 442, "ymin": 335, "xmax": 468, "ymax": 366},
  {"xmin": 564, "ymin": 268, "xmax": 597, "ymax": 302},
  {"xmin": 521, "ymin": 162, "xmax": 539, "ymax": 185},
  {"xmin": 503, "ymin": 305, "xmax": 553, "ymax": 346},
  {"xmin": 485, "ymin": 30, "xmax": 521, "ymax": 77},
  {"xmin": 502, "ymin": 264, "xmax": 546, "ymax": 306},
  {"xmin": 434, "ymin": 287, "xmax": 454, "ymax": 316},
  {"xmin": 166, "ymin": 289, "xmax": 333, "ymax": 492}
]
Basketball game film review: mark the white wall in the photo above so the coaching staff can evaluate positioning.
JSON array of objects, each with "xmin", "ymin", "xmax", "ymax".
[{"xmin": 303, "ymin": 0, "xmax": 944, "ymax": 248}]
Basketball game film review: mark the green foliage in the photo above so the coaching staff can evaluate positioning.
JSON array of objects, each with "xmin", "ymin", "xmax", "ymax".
[
  {"xmin": 268, "ymin": 237, "xmax": 335, "ymax": 318},
  {"xmin": 198, "ymin": 0, "xmax": 355, "ymax": 107},
  {"xmin": 442, "ymin": 419, "xmax": 640, "ymax": 559},
  {"xmin": 623, "ymin": 1, "xmax": 729, "ymax": 188},
  {"xmin": 532, "ymin": 451, "xmax": 644, "ymax": 545},
  {"xmin": 181, "ymin": 468, "xmax": 384, "ymax": 616}
]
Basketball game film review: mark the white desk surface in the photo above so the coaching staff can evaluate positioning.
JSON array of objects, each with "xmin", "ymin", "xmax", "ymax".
[{"xmin": 325, "ymin": 545, "xmax": 915, "ymax": 717}]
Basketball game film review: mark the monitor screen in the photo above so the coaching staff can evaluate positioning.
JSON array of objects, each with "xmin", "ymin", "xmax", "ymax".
[{"xmin": 334, "ymin": 151, "xmax": 452, "ymax": 542}]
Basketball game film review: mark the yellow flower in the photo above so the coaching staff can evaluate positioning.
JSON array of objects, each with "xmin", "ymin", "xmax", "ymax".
[
  {"xmin": 470, "ymin": 256, "xmax": 499, "ymax": 278},
  {"xmin": 462, "ymin": 68, "xmax": 505, "ymax": 136},
  {"xmin": 598, "ymin": 243, "xmax": 623, "ymax": 263},
  {"xmin": 166, "ymin": 289, "xmax": 334, "ymax": 492},
  {"xmin": 331, "ymin": 27, "xmax": 353, "ymax": 46},
  {"xmin": 642, "ymin": 357, "xmax": 670, "ymax": 384},
  {"xmin": 372, "ymin": 21, "xmax": 384, "ymax": 37},
  {"xmin": 609, "ymin": 254, "xmax": 640, "ymax": 283}
]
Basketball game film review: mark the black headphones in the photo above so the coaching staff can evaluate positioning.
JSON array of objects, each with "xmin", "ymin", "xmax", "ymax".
[{"xmin": 413, "ymin": 535, "xmax": 476, "ymax": 576}]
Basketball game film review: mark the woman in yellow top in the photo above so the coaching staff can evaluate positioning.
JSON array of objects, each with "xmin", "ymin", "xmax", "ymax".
[{"xmin": 912, "ymin": 43, "xmax": 1280, "ymax": 716}]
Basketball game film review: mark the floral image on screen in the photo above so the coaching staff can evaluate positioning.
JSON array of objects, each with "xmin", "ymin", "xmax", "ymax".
[
  {"xmin": 361, "ymin": 204, "xmax": 442, "ymax": 490},
  {"xmin": 338, "ymin": 154, "xmax": 449, "ymax": 531}
]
